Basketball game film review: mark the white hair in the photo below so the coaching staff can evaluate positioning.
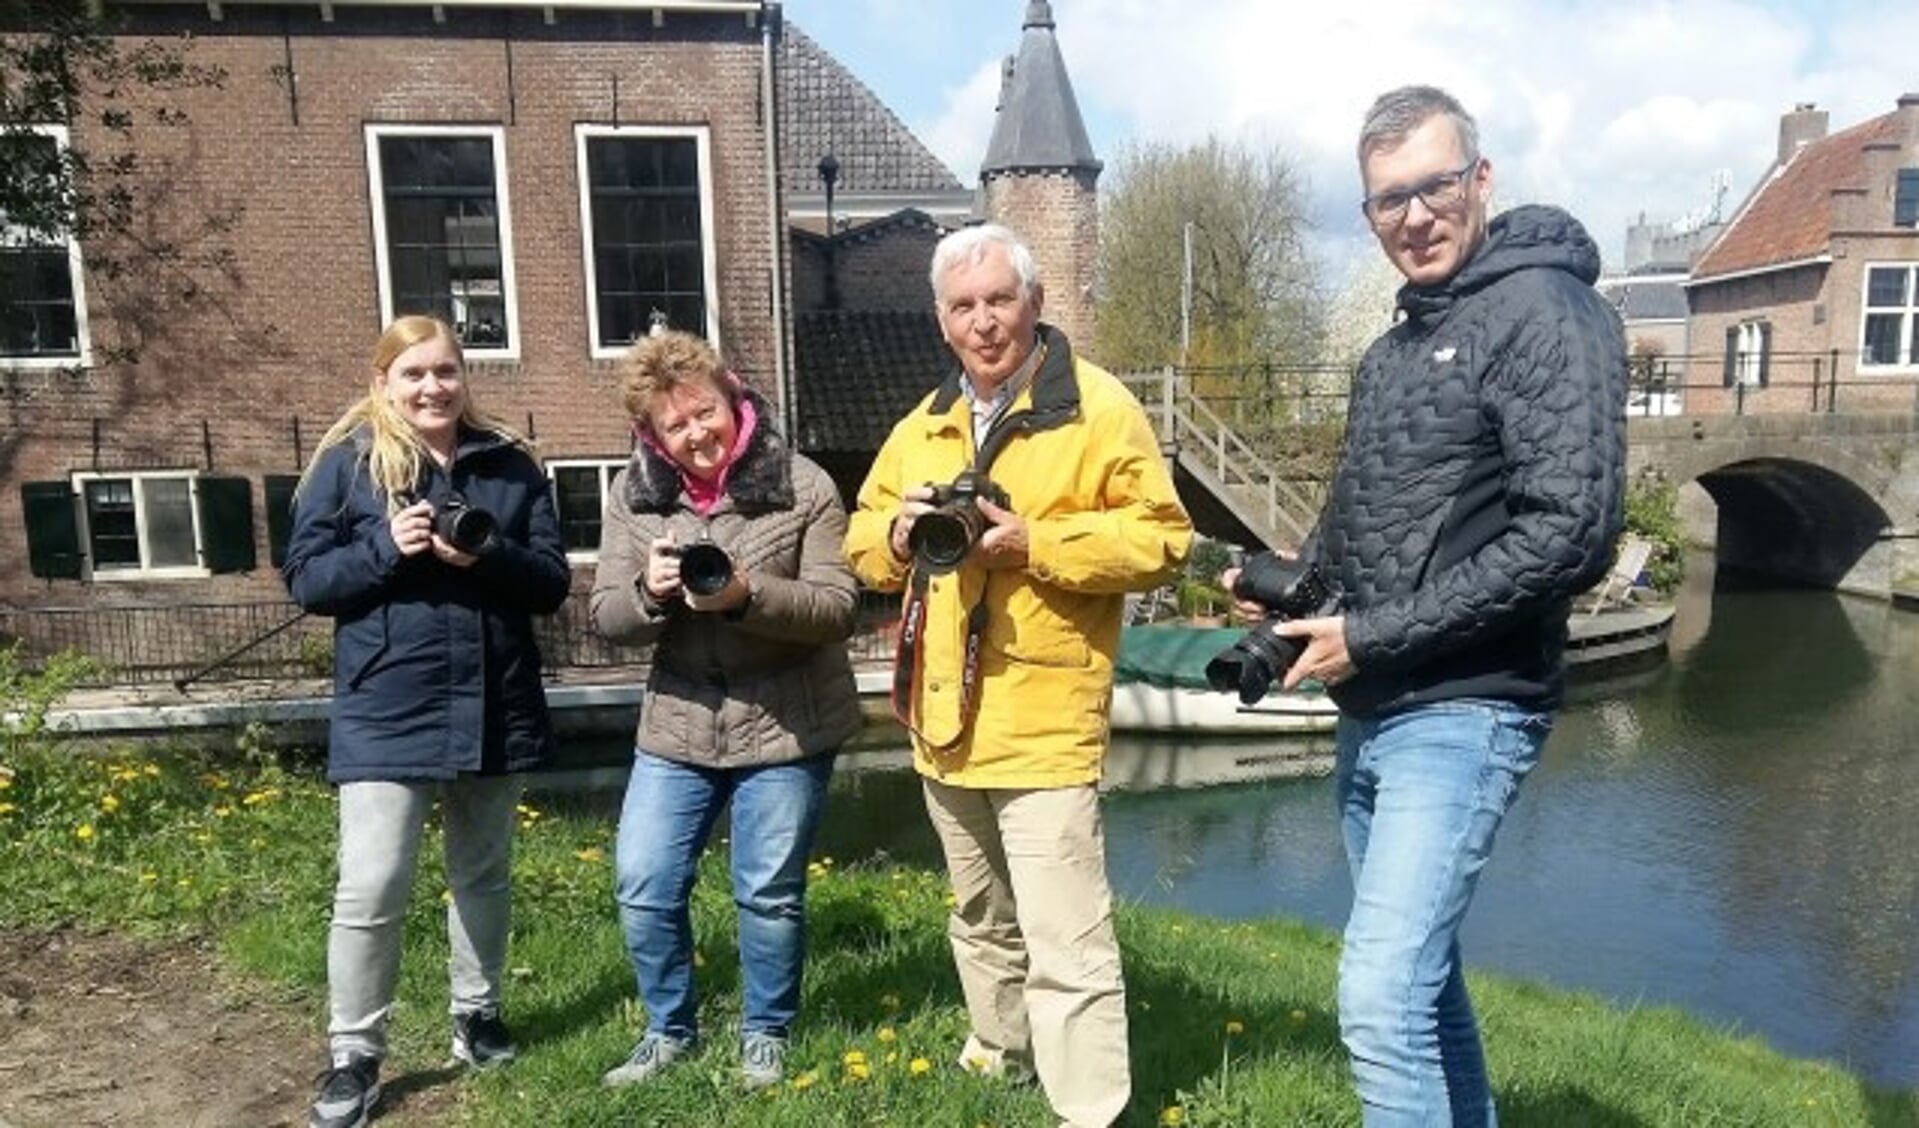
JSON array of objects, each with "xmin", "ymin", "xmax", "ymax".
[{"xmin": 928, "ymin": 223, "xmax": 1041, "ymax": 306}]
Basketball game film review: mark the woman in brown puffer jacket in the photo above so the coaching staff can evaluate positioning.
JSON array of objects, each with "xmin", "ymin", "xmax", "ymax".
[{"xmin": 590, "ymin": 329, "xmax": 860, "ymax": 1094}]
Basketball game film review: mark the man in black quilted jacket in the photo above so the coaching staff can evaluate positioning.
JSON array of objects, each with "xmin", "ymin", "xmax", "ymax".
[{"xmin": 1228, "ymin": 85, "xmax": 1625, "ymax": 1126}]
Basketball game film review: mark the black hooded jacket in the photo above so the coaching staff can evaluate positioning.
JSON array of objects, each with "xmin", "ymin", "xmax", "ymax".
[{"xmin": 1305, "ymin": 204, "xmax": 1626, "ymax": 717}]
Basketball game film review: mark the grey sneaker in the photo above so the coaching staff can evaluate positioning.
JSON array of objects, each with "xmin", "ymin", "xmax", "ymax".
[
  {"xmin": 740, "ymin": 1032, "xmax": 787, "ymax": 1090},
  {"xmin": 451, "ymin": 1005, "xmax": 517, "ymax": 1068},
  {"xmin": 308, "ymin": 1054, "xmax": 380, "ymax": 1128},
  {"xmin": 601, "ymin": 1032, "xmax": 693, "ymax": 1088}
]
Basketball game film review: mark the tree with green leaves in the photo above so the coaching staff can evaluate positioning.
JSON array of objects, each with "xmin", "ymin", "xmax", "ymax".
[{"xmin": 1093, "ymin": 136, "xmax": 1324, "ymax": 372}]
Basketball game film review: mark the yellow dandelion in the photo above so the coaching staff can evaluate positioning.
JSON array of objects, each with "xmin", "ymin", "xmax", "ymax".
[
  {"xmin": 1289, "ymin": 1008, "xmax": 1307, "ymax": 1023},
  {"xmin": 143, "ymin": 763, "xmax": 161, "ymax": 777},
  {"xmin": 1160, "ymin": 1105, "xmax": 1186, "ymax": 1125},
  {"xmin": 139, "ymin": 871, "xmax": 158, "ymax": 883},
  {"xmin": 177, "ymin": 877, "xmax": 192, "ymax": 888},
  {"xmin": 909, "ymin": 1057, "xmax": 931, "ymax": 1076},
  {"xmin": 99, "ymin": 794, "xmax": 121, "ymax": 813},
  {"xmin": 1225, "ymin": 1019, "xmax": 1245, "ymax": 1036},
  {"xmin": 192, "ymin": 832, "xmax": 211, "ymax": 845},
  {"xmin": 807, "ymin": 862, "xmax": 827, "ymax": 879},
  {"xmin": 846, "ymin": 1061, "xmax": 870, "ymax": 1080},
  {"xmin": 842, "ymin": 1050, "xmax": 867, "ymax": 1066},
  {"xmin": 214, "ymin": 806, "xmax": 233, "ymax": 818},
  {"xmin": 884, "ymin": 1051, "xmax": 899, "ymax": 1064},
  {"xmin": 877, "ymin": 1027, "xmax": 897, "ymax": 1043},
  {"xmin": 0, "ymin": 802, "xmax": 15, "ymax": 816},
  {"xmin": 242, "ymin": 788, "xmax": 281, "ymax": 806},
  {"xmin": 574, "ymin": 847, "xmax": 605, "ymax": 863},
  {"xmin": 789, "ymin": 1070, "xmax": 817, "ymax": 1090},
  {"xmin": 75, "ymin": 823, "xmax": 95, "ymax": 841},
  {"xmin": 0, "ymin": 767, "xmax": 14, "ymax": 788}
]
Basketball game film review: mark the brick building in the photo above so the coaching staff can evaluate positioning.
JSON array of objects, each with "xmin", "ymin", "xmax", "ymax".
[
  {"xmin": 1685, "ymin": 95, "xmax": 1919, "ymax": 414},
  {"xmin": 1, "ymin": 0, "xmax": 1107, "ymax": 631}
]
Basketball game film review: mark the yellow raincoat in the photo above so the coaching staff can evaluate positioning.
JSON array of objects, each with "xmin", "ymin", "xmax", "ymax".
[{"xmin": 846, "ymin": 327, "xmax": 1193, "ymax": 787}]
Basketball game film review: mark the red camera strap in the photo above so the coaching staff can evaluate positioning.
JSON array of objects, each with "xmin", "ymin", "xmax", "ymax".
[{"xmin": 891, "ymin": 567, "xmax": 989, "ymax": 754}]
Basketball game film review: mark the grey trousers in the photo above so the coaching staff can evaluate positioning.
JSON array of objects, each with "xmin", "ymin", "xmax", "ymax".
[{"xmin": 327, "ymin": 774, "xmax": 523, "ymax": 1063}]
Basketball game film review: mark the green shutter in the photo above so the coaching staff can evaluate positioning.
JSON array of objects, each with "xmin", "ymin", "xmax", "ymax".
[
  {"xmin": 264, "ymin": 474, "xmax": 300, "ymax": 568},
  {"xmin": 197, "ymin": 476, "xmax": 256, "ymax": 574},
  {"xmin": 21, "ymin": 481, "xmax": 83, "ymax": 580}
]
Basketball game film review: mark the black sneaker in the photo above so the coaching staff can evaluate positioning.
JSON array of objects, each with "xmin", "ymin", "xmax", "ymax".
[
  {"xmin": 308, "ymin": 1055, "xmax": 380, "ymax": 1128},
  {"xmin": 451, "ymin": 1005, "xmax": 517, "ymax": 1068}
]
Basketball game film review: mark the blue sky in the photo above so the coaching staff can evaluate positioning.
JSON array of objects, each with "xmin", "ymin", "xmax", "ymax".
[{"xmin": 782, "ymin": 0, "xmax": 1917, "ymax": 280}]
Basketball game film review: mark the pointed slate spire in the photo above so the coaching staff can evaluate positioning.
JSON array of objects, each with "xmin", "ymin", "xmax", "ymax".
[{"xmin": 980, "ymin": 0, "xmax": 1101, "ymax": 177}]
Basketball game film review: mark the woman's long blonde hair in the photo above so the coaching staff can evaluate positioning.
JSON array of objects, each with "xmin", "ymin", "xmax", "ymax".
[{"xmin": 298, "ymin": 315, "xmax": 530, "ymax": 512}]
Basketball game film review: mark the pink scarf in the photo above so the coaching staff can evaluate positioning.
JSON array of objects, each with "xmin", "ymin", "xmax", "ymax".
[{"xmin": 640, "ymin": 392, "xmax": 759, "ymax": 516}]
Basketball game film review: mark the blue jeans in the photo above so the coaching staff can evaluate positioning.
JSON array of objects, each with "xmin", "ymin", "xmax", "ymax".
[
  {"xmin": 1334, "ymin": 700, "xmax": 1550, "ymax": 1128},
  {"xmin": 613, "ymin": 750, "xmax": 835, "ymax": 1042}
]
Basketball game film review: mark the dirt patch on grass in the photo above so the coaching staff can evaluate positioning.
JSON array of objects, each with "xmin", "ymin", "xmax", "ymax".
[{"xmin": 0, "ymin": 928, "xmax": 456, "ymax": 1127}]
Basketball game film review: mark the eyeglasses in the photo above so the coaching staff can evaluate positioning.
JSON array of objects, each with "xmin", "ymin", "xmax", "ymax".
[{"xmin": 1361, "ymin": 159, "xmax": 1481, "ymax": 226}]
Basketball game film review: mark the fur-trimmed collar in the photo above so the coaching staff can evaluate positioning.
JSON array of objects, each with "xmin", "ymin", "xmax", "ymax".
[{"xmin": 622, "ymin": 387, "xmax": 796, "ymax": 515}]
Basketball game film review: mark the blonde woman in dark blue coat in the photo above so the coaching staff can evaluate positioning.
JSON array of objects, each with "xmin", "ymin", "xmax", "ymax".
[{"xmin": 283, "ymin": 315, "xmax": 569, "ymax": 1128}]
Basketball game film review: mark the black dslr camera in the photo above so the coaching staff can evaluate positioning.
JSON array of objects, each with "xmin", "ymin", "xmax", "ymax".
[
  {"xmin": 671, "ymin": 535, "xmax": 734, "ymax": 598},
  {"xmin": 1204, "ymin": 554, "xmax": 1338, "ymax": 705},
  {"xmin": 908, "ymin": 469, "xmax": 1012, "ymax": 575},
  {"xmin": 405, "ymin": 492, "xmax": 499, "ymax": 556}
]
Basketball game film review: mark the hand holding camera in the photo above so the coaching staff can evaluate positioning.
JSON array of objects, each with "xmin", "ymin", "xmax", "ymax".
[
  {"xmin": 1204, "ymin": 554, "xmax": 1342, "ymax": 704},
  {"xmin": 895, "ymin": 470, "xmax": 1019, "ymax": 575},
  {"xmin": 394, "ymin": 492, "xmax": 499, "ymax": 564},
  {"xmin": 645, "ymin": 533, "xmax": 746, "ymax": 612}
]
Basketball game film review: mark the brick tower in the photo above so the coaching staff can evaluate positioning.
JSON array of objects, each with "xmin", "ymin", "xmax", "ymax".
[{"xmin": 980, "ymin": 0, "xmax": 1101, "ymax": 350}]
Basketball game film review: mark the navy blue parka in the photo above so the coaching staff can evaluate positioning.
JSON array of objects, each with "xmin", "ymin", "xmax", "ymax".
[{"xmin": 283, "ymin": 427, "xmax": 571, "ymax": 782}]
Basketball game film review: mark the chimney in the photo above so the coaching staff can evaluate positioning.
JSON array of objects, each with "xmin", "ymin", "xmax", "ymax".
[{"xmin": 1777, "ymin": 102, "xmax": 1828, "ymax": 165}]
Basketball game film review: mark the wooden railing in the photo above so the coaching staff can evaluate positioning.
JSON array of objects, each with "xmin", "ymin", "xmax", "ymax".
[{"xmin": 1118, "ymin": 367, "xmax": 1325, "ymax": 548}]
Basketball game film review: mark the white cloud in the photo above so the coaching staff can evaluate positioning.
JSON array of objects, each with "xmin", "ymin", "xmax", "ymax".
[{"xmin": 914, "ymin": 58, "xmax": 1004, "ymax": 186}]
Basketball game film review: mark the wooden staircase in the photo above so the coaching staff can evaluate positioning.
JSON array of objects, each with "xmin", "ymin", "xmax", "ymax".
[{"xmin": 1118, "ymin": 368, "xmax": 1325, "ymax": 551}]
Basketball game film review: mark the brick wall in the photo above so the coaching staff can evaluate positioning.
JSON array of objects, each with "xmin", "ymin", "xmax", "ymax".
[
  {"xmin": 1, "ymin": 5, "xmax": 778, "ymax": 607},
  {"xmin": 790, "ymin": 223, "xmax": 941, "ymax": 314},
  {"xmin": 983, "ymin": 169, "xmax": 1099, "ymax": 354}
]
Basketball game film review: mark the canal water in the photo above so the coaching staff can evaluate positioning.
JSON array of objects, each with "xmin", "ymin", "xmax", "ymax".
[{"xmin": 552, "ymin": 555, "xmax": 1919, "ymax": 1088}]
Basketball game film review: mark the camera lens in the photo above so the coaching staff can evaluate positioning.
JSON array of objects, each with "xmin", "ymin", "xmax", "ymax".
[
  {"xmin": 1203, "ymin": 623, "xmax": 1305, "ymax": 705},
  {"xmin": 678, "ymin": 541, "xmax": 734, "ymax": 597},
  {"xmin": 908, "ymin": 507, "xmax": 978, "ymax": 574},
  {"xmin": 438, "ymin": 506, "xmax": 498, "ymax": 555}
]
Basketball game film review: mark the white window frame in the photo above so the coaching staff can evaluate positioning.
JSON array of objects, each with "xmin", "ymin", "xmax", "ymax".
[
  {"xmin": 547, "ymin": 458, "xmax": 628, "ymax": 563},
  {"xmin": 2, "ymin": 124, "xmax": 93, "ymax": 369},
  {"xmin": 1859, "ymin": 262, "xmax": 1919, "ymax": 373},
  {"xmin": 365, "ymin": 124, "xmax": 521, "ymax": 361},
  {"xmin": 71, "ymin": 469, "xmax": 210, "ymax": 581},
  {"xmin": 574, "ymin": 124, "xmax": 720, "ymax": 360},
  {"xmin": 1733, "ymin": 321, "xmax": 1766, "ymax": 386}
]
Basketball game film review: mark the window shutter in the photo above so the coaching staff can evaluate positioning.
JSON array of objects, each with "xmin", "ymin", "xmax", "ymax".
[
  {"xmin": 1723, "ymin": 326, "xmax": 1738, "ymax": 387},
  {"xmin": 1757, "ymin": 322, "xmax": 1772, "ymax": 387},
  {"xmin": 263, "ymin": 474, "xmax": 300, "ymax": 568},
  {"xmin": 21, "ymin": 481, "xmax": 83, "ymax": 580},
  {"xmin": 1896, "ymin": 169, "xmax": 1919, "ymax": 227},
  {"xmin": 197, "ymin": 476, "xmax": 257, "ymax": 574}
]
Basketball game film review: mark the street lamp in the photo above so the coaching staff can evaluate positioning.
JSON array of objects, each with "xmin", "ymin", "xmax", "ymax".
[{"xmin": 817, "ymin": 152, "xmax": 841, "ymax": 310}]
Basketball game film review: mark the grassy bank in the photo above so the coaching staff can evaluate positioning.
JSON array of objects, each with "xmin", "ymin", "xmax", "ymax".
[{"xmin": 0, "ymin": 735, "xmax": 1912, "ymax": 1127}]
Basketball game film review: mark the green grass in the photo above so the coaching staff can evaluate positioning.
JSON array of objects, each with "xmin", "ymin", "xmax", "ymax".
[{"xmin": 1, "ymin": 734, "xmax": 1914, "ymax": 1127}]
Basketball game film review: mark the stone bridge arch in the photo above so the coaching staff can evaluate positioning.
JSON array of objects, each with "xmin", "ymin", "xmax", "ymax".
[{"xmin": 1628, "ymin": 416, "xmax": 1919, "ymax": 596}]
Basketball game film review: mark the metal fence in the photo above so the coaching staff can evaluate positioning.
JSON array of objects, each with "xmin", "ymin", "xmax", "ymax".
[{"xmin": 0, "ymin": 588, "xmax": 904, "ymax": 689}]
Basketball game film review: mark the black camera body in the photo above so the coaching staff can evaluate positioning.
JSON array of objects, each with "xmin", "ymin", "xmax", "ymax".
[
  {"xmin": 907, "ymin": 469, "xmax": 1012, "ymax": 574},
  {"xmin": 673, "ymin": 536, "xmax": 734, "ymax": 598},
  {"xmin": 1204, "ymin": 554, "xmax": 1339, "ymax": 705},
  {"xmin": 420, "ymin": 495, "xmax": 499, "ymax": 556}
]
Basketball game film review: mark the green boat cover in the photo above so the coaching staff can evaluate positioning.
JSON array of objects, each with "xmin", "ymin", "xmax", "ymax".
[{"xmin": 1117, "ymin": 625, "xmax": 1330, "ymax": 695}]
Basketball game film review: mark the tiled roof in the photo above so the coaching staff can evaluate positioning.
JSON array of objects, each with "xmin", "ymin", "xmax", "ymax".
[
  {"xmin": 792, "ymin": 309, "xmax": 951, "ymax": 452},
  {"xmin": 981, "ymin": 1, "xmax": 1100, "ymax": 175},
  {"xmin": 1598, "ymin": 276, "xmax": 1688, "ymax": 321},
  {"xmin": 779, "ymin": 24, "xmax": 966, "ymax": 196},
  {"xmin": 1692, "ymin": 112, "xmax": 1900, "ymax": 281},
  {"xmin": 791, "ymin": 207, "xmax": 952, "ymax": 245}
]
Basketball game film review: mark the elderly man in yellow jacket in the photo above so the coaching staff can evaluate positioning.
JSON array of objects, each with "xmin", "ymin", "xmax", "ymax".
[{"xmin": 846, "ymin": 223, "xmax": 1193, "ymax": 1128}]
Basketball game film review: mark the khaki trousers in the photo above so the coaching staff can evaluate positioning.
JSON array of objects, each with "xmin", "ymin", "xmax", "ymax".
[{"xmin": 922, "ymin": 778, "xmax": 1130, "ymax": 1128}]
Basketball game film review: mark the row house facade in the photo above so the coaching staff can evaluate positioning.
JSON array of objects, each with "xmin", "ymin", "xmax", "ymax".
[
  {"xmin": 4, "ymin": 0, "xmax": 783, "ymax": 611},
  {"xmin": 1686, "ymin": 95, "xmax": 1919, "ymax": 414}
]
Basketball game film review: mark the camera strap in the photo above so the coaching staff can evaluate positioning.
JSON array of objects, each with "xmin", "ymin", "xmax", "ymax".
[{"xmin": 891, "ymin": 567, "xmax": 990, "ymax": 753}]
